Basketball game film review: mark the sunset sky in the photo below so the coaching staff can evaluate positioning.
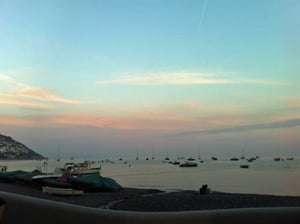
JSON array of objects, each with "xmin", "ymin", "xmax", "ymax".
[{"xmin": 0, "ymin": 0, "xmax": 299, "ymax": 159}]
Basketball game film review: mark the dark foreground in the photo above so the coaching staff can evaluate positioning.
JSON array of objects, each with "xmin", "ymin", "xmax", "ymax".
[{"xmin": 0, "ymin": 182, "xmax": 300, "ymax": 212}]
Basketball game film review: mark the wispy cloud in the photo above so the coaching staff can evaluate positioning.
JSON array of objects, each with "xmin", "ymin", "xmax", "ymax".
[
  {"xmin": 96, "ymin": 72, "xmax": 289, "ymax": 86},
  {"xmin": 0, "ymin": 72, "xmax": 80, "ymax": 109},
  {"xmin": 169, "ymin": 118, "xmax": 300, "ymax": 137},
  {"xmin": 0, "ymin": 75, "xmax": 16, "ymax": 84},
  {"xmin": 50, "ymin": 112, "xmax": 191, "ymax": 130},
  {"xmin": 13, "ymin": 87, "xmax": 80, "ymax": 104}
]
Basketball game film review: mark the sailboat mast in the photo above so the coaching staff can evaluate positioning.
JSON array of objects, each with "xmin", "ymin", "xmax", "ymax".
[{"xmin": 57, "ymin": 145, "xmax": 61, "ymax": 162}]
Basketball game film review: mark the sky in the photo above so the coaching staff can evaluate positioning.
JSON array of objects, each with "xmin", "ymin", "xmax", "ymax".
[{"xmin": 0, "ymin": 0, "xmax": 299, "ymax": 159}]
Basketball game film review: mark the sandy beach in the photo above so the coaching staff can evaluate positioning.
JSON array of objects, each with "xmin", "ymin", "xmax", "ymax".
[{"xmin": 0, "ymin": 182, "xmax": 300, "ymax": 212}]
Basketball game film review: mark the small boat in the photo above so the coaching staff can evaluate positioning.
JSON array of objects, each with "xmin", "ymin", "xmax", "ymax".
[
  {"xmin": 230, "ymin": 157, "xmax": 239, "ymax": 161},
  {"xmin": 187, "ymin": 157, "xmax": 195, "ymax": 161},
  {"xmin": 240, "ymin": 149, "xmax": 245, "ymax": 160},
  {"xmin": 179, "ymin": 161, "xmax": 198, "ymax": 167},
  {"xmin": 240, "ymin": 165, "xmax": 249, "ymax": 169},
  {"xmin": 211, "ymin": 157, "xmax": 218, "ymax": 161},
  {"xmin": 273, "ymin": 157, "xmax": 283, "ymax": 161},
  {"xmin": 247, "ymin": 157, "xmax": 256, "ymax": 162},
  {"xmin": 286, "ymin": 157, "xmax": 294, "ymax": 160},
  {"xmin": 42, "ymin": 186, "xmax": 83, "ymax": 196}
]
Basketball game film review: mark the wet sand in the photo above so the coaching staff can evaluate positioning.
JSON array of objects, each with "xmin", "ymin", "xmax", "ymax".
[{"xmin": 0, "ymin": 182, "xmax": 300, "ymax": 212}]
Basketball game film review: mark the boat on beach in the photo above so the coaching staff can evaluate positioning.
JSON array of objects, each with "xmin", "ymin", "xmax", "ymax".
[
  {"xmin": 32, "ymin": 173, "xmax": 73, "ymax": 188},
  {"xmin": 32, "ymin": 174, "xmax": 62, "ymax": 180},
  {"xmin": 60, "ymin": 160, "xmax": 101, "ymax": 175},
  {"xmin": 42, "ymin": 186, "xmax": 83, "ymax": 196},
  {"xmin": 68, "ymin": 173, "xmax": 122, "ymax": 192}
]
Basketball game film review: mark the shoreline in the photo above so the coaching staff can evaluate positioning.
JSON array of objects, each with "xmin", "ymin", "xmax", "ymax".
[{"xmin": 0, "ymin": 182, "xmax": 300, "ymax": 212}]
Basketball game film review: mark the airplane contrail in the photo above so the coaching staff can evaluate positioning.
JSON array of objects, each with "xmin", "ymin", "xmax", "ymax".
[{"xmin": 199, "ymin": 0, "xmax": 208, "ymax": 26}]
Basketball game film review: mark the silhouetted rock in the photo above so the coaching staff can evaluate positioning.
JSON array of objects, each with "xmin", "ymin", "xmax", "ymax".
[{"xmin": 0, "ymin": 134, "xmax": 46, "ymax": 160}]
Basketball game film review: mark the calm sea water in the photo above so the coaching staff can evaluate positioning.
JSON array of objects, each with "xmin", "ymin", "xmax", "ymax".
[{"xmin": 1, "ymin": 157, "xmax": 299, "ymax": 196}]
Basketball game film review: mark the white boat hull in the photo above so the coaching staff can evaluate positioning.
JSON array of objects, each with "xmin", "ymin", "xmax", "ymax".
[{"xmin": 42, "ymin": 186, "xmax": 83, "ymax": 196}]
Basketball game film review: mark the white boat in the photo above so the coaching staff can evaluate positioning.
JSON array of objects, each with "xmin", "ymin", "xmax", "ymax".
[
  {"xmin": 61, "ymin": 161, "xmax": 101, "ymax": 175},
  {"xmin": 32, "ymin": 174, "xmax": 62, "ymax": 180},
  {"xmin": 42, "ymin": 186, "xmax": 83, "ymax": 196}
]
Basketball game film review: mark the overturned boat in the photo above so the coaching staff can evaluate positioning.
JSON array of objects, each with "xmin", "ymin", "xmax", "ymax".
[
  {"xmin": 68, "ymin": 173, "xmax": 122, "ymax": 192},
  {"xmin": 42, "ymin": 186, "xmax": 83, "ymax": 196}
]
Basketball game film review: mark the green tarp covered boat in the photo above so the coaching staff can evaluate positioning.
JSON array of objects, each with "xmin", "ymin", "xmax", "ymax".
[
  {"xmin": 0, "ymin": 170, "xmax": 41, "ymax": 183},
  {"xmin": 68, "ymin": 174, "xmax": 121, "ymax": 192}
]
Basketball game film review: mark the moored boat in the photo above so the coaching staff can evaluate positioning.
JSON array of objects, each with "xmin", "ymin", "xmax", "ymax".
[
  {"xmin": 247, "ymin": 157, "xmax": 256, "ymax": 162},
  {"xmin": 179, "ymin": 161, "xmax": 198, "ymax": 167},
  {"xmin": 240, "ymin": 165, "xmax": 249, "ymax": 169}
]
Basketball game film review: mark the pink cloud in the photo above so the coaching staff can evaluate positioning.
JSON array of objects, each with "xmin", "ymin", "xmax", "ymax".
[
  {"xmin": 0, "ymin": 116, "xmax": 35, "ymax": 126},
  {"xmin": 45, "ymin": 111, "xmax": 203, "ymax": 131},
  {"xmin": 0, "ymin": 95, "xmax": 53, "ymax": 109}
]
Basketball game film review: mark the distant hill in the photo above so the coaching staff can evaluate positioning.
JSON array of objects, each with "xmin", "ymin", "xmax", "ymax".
[{"xmin": 0, "ymin": 134, "xmax": 46, "ymax": 160}]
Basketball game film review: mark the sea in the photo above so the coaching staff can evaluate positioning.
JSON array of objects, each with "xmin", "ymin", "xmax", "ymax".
[{"xmin": 1, "ymin": 157, "xmax": 299, "ymax": 196}]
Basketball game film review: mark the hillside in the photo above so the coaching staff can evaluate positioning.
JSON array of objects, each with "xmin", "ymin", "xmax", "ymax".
[{"xmin": 0, "ymin": 134, "xmax": 46, "ymax": 160}]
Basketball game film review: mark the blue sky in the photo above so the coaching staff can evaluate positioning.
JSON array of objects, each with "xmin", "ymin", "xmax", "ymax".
[{"xmin": 0, "ymin": 0, "xmax": 299, "ymax": 158}]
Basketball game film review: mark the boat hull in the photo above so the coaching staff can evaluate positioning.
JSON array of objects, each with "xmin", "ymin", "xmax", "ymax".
[{"xmin": 42, "ymin": 186, "xmax": 83, "ymax": 196}]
